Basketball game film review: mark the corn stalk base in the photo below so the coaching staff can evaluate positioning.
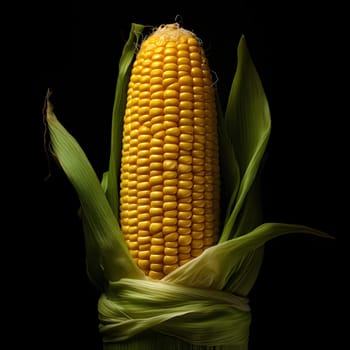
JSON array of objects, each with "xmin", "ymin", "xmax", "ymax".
[{"xmin": 103, "ymin": 331, "xmax": 248, "ymax": 350}]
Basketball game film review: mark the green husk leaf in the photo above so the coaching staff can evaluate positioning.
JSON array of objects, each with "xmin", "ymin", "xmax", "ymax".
[
  {"xmin": 104, "ymin": 22, "xmax": 145, "ymax": 219},
  {"xmin": 99, "ymin": 278, "xmax": 250, "ymax": 347},
  {"xmin": 222, "ymin": 168, "xmax": 265, "ymax": 295},
  {"xmin": 216, "ymin": 92, "xmax": 241, "ymax": 227},
  {"xmin": 45, "ymin": 95, "xmax": 145, "ymax": 288},
  {"xmin": 220, "ymin": 35, "xmax": 271, "ymax": 242},
  {"xmin": 163, "ymin": 222, "xmax": 331, "ymax": 290}
]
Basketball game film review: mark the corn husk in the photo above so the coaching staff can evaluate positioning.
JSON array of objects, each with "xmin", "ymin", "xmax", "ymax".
[{"xmin": 44, "ymin": 22, "xmax": 332, "ymax": 349}]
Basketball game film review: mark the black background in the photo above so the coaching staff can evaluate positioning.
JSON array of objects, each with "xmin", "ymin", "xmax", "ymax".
[{"xmin": 31, "ymin": 2, "xmax": 343, "ymax": 349}]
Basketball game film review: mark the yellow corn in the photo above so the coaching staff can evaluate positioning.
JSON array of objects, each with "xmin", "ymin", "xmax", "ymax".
[{"xmin": 119, "ymin": 23, "xmax": 221, "ymax": 280}]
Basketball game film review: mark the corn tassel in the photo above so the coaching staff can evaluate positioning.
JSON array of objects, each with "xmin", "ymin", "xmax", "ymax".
[{"xmin": 44, "ymin": 21, "xmax": 333, "ymax": 350}]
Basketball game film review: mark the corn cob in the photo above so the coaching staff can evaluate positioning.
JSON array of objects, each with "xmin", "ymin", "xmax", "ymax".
[{"xmin": 119, "ymin": 23, "xmax": 221, "ymax": 280}]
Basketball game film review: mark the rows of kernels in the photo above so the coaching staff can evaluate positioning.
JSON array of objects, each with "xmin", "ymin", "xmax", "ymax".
[{"xmin": 119, "ymin": 26, "xmax": 220, "ymax": 279}]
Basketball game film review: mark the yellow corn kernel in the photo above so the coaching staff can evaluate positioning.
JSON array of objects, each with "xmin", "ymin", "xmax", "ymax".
[{"xmin": 119, "ymin": 23, "xmax": 221, "ymax": 279}]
